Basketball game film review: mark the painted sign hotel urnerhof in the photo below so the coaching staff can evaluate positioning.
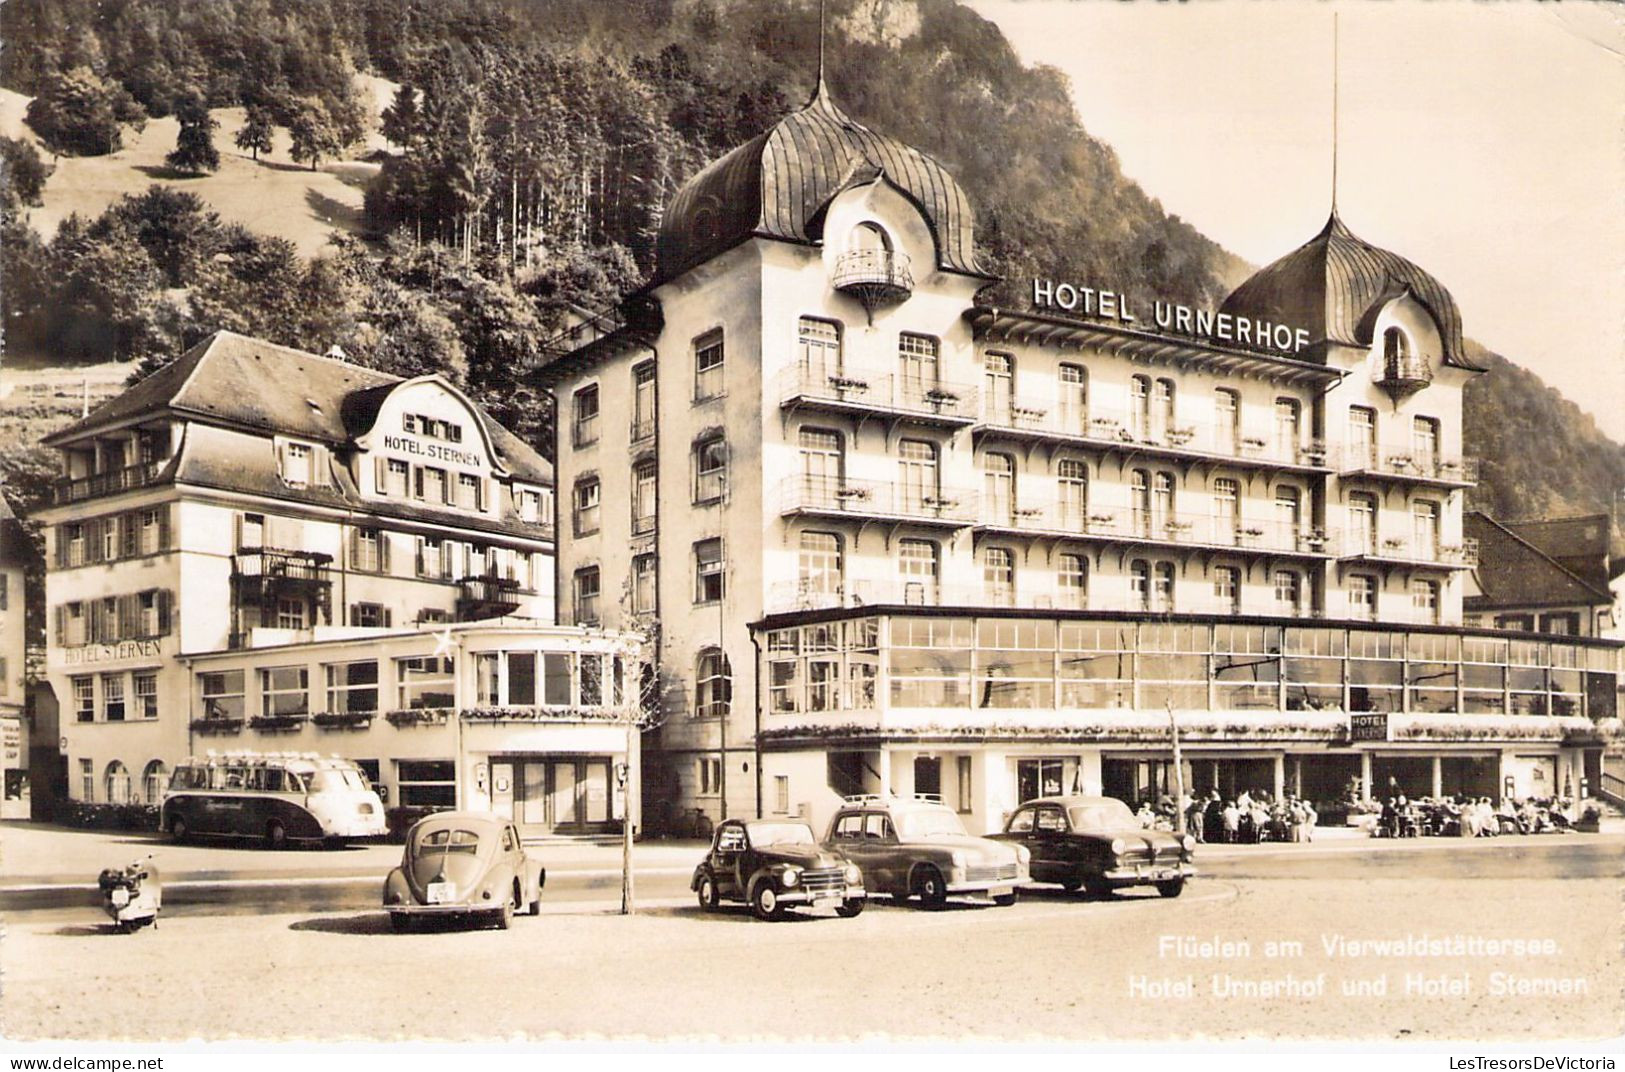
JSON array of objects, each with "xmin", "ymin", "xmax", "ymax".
[{"xmin": 1029, "ymin": 279, "xmax": 1313, "ymax": 355}]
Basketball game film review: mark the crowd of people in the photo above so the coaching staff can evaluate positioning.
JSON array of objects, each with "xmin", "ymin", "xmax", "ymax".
[
  {"xmin": 1135, "ymin": 789, "xmax": 1319, "ymax": 843},
  {"xmin": 1373, "ymin": 794, "xmax": 1579, "ymax": 838}
]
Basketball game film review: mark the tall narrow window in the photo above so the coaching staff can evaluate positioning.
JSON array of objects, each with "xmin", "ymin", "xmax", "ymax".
[
  {"xmin": 1054, "ymin": 363, "xmax": 1088, "ymax": 434},
  {"xmin": 1348, "ymin": 406, "xmax": 1377, "ymax": 468},
  {"xmin": 1130, "ymin": 560, "xmax": 1151, "ymax": 612},
  {"xmin": 983, "ymin": 547, "xmax": 1015, "ymax": 606},
  {"xmin": 1152, "ymin": 562, "xmax": 1176, "ymax": 613},
  {"xmin": 798, "ymin": 428, "xmax": 844, "ymax": 506},
  {"xmin": 1152, "ymin": 472, "xmax": 1175, "ymax": 534},
  {"xmin": 898, "ymin": 333, "xmax": 939, "ymax": 400},
  {"xmin": 694, "ymin": 330, "xmax": 725, "ymax": 400},
  {"xmin": 1273, "ymin": 569, "xmax": 1302, "ymax": 617},
  {"xmin": 1131, "ymin": 469, "xmax": 1151, "ymax": 537},
  {"xmin": 1212, "ymin": 478, "xmax": 1240, "ymax": 545},
  {"xmin": 983, "ymin": 452, "xmax": 1015, "ymax": 523},
  {"xmin": 695, "ymin": 649, "xmax": 732, "ymax": 720},
  {"xmin": 574, "ymin": 567, "xmax": 601, "ymax": 625},
  {"xmin": 898, "ymin": 539, "xmax": 939, "ymax": 605},
  {"xmin": 633, "ymin": 458, "xmax": 658, "ymax": 533},
  {"xmin": 102, "ymin": 674, "xmax": 125, "ymax": 722},
  {"xmin": 1349, "ymin": 492, "xmax": 1378, "ymax": 555},
  {"xmin": 1413, "ymin": 416, "xmax": 1440, "ymax": 474},
  {"xmin": 1413, "ymin": 501, "xmax": 1440, "ymax": 560},
  {"xmin": 632, "ymin": 554, "xmax": 657, "ymax": 614},
  {"xmin": 573, "ymin": 478, "xmax": 601, "ymax": 537},
  {"xmin": 1058, "ymin": 553, "xmax": 1088, "ymax": 609},
  {"xmin": 1154, "ymin": 378, "xmax": 1176, "ymax": 441},
  {"xmin": 1214, "ymin": 388, "xmax": 1240, "ymax": 455},
  {"xmin": 1275, "ymin": 397, "xmax": 1301, "ymax": 461},
  {"xmin": 799, "ymin": 531, "xmax": 843, "ymax": 600},
  {"xmin": 1130, "ymin": 375, "xmax": 1151, "ymax": 440},
  {"xmin": 1411, "ymin": 578, "xmax": 1440, "ymax": 625},
  {"xmin": 694, "ymin": 539, "xmax": 724, "ymax": 603},
  {"xmin": 1057, "ymin": 460, "xmax": 1088, "ymax": 527},
  {"xmin": 984, "ymin": 352, "xmax": 1014, "ymax": 422},
  {"xmin": 693, "ymin": 436, "xmax": 727, "ymax": 504},
  {"xmin": 1214, "ymin": 565, "xmax": 1241, "ymax": 615},
  {"xmin": 632, "ymin": 362, "xmax": 656, "ymax": 441},
  {"xmin": 1349, "ymin": 574, "xmax": 1376, "ymax": 620},
  {"xmin": 572, "ymin": 384, "xmax": 600, "ymax": 447},
  {"xmin": 898, "ymin": 439, "xmax": 938, "ymax": 512},
  {"xmin": 1275, "ymin": 486, "xmax": 1302, "ymax": 541},
  {"xmin": 798, "ymin": 317, "xmax": 843, "ymax": 383}
]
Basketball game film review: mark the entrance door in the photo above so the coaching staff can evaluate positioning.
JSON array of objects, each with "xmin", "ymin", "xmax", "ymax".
[
  {"xmin": 582, "ymin": 761, "xmax": 610, "ymax": 824},
  {"xmin": 913, "ymin": 756, "xmax": 941, "ymax": 799},
  {"xmin": 490, "ymin": 762, "xmax": 515, "ymax": 821},
  {"xmin": 521, "ymin": 763, "xmax": 547, "ymax": 826},
  {"xmin": 550, "ymin": 761, "xmax": 579, "ymax": 828}
]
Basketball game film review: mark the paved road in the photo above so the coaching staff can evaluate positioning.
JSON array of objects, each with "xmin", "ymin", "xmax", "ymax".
[{"xmin": 5, "ymin": 835, "xmax": 1619, "ymax": 1043}]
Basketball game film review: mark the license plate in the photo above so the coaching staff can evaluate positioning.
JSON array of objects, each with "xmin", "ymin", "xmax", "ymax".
[
  {"xmin": 1149, "ymin": 870, "xmax": 1176, "ymax": 881},
  {"xmin": 111, "ymin": 888, "xmax": 130, "ymax": 907},
  {"xmin": 989, "ymin": 885, "xmax": 1013, "ymax": 899},
  {"xmin": 812, "ymin": 894, "xmax": 841, "ymax": 908},
  {"xmin": 425, "ymin": 882, "xmax": 455, "ymax": 904}
]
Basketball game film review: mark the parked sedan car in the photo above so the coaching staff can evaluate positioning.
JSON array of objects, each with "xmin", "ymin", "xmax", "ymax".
[
  {"xmin": 692, "ymin": 818, "xmax": 866, "ymax": 921},
  {"xmin": 994, "ymin": 795, "xmax": 1195, "ymax": 898},
  {"xmin": 824, "ymin": 795, "xmax": 1029, "ymax": 908},
  {"xmin": 383, "ymin": 812, "xmax": 546, "ymax": 931}
]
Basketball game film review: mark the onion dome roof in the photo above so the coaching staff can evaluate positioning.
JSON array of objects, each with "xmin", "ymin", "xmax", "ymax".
[
  {"xmin": 653, "ymin": 81, "xmax": 986, "ymax": 285},
  {"xmin": 1220, "ymin": 212, "xmax": 1479, "ymax": 370}
]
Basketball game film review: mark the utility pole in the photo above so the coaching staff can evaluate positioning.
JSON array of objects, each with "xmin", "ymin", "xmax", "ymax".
[
  {"xmin": 1167, "ymin": 699, "xmax": 1187, "ymax": 837},
  {"xmin": 620, "ymin": 716, "xmax": 634, "ymax": 915}
]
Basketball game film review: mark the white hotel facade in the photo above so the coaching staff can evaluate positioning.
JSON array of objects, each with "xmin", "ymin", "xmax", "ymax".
[
  {"xmin": 542, "ymin": 79, "xmax": 1624, "ymax": 835},
  {"xmin": 40, "ymin": 333, "xmax": 646, "ymax": 836}
]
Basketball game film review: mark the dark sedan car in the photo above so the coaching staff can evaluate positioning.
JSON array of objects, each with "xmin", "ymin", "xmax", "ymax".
[
  {"xmin": 693, "ymin": 818, "xmax": 866, "ymax": 921},
  {"xmin": 994, "ymin": 795, "xmax": 1195, "ymax": 898},
  {"xmin": 383, "ymin": 811, "xmax": 546, "ymax": 931}
]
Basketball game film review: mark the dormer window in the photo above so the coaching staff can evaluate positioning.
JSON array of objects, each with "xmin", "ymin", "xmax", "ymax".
[
  {"xmin": 1376, "ymin": 326, "xmax": 1432, "ymax": 404},
  {"xmin": 283, "ymin": 442, "xmax": 312, "ymax": 486}
]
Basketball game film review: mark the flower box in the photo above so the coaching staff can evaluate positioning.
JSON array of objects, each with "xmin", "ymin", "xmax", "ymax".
[
  {"xmin": 1240, "ymin": 436, "xmax": 1268, "ymax": 451},
  {"xmin": 190, "ymin": 717, "xmax": 243, "ymax": 735},
  {"xmin": 459, "ymin": 706, "xmax": 628, "ymax": 723},
  {"xmin": 385, "ymin": 707, "xmax": 451, "ymax": 728},
  {"xmin": 1164, "ymin": 520, "xmax": 1193, "ymax": 533},
  {"xmin": 1014, "ymin": 506, "xmax": 1044, "ymax": 519},
  {"xmin": 1166, "ymin": 427, "xmax": 1196, "ymax": 445},
  {"xmin": 1087, "ymin": 513, "xmax": 1117, "ymax": 526},
  {"xmin": 826, "ymin": 375, "xmax": 870, "ymax": 393},
  {"xmin": 1240, "ymin": 526, "xmax": 1266, "ymax": 538},
  {"xmin": 1382, "ymin": 537, "xmax": 1407, "ymax": 551},
  {"xmin": 249, "ymin": 714, "xmax": 308, "ymax": 732},
  {"xmin": 923, "ymin": 388, "xmax": 960, "ymax": 407},
  {"xmin": 834, "ymin": 486, "xmax": 871, "ymax": 501},
  {"xmin": 312, "ymin": 711, "xmax": 375, "ymax": 730}
]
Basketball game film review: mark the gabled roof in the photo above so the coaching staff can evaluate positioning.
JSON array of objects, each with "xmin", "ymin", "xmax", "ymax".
[
  {"xmin": 1496, "ymin": 514, "xmax": 1612, "ymax": 593},
  {"xmin": 1464, "ymin": 512, "xmax": 1614, "ymax": 610},
  {"xmin": 44, "ymin": 331, "xmax": 550, "ymax": 485}
]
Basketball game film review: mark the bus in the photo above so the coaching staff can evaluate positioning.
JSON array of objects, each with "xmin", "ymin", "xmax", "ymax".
[{"xmin": 160, "ymin": 752, "xmax": 388, "ymax": 847}]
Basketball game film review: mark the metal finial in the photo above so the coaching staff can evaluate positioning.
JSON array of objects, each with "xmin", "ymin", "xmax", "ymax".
[
  {"xmin": 817, "ymin": 0, "xmax": 827, "ymax": 94},
  {"xmin": 1331, "ymin": 11, "xmax": 1340, "ymax": 213}
]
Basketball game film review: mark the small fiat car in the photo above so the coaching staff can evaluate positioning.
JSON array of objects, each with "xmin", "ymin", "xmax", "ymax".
[
  {"xmin": 383, "ymin": 812, "xmax": 546, "ymax": 931},
  {"xmin": 692, "ymin": 818, "xmax": 866, "ymax": 921},
  {"xmin": 824, "ymin": 795, "xmax": 1029, "ymax": 908},
  {"xmin": 994, "ymin": 795, "xmax": 1195, "ymax": 898}
]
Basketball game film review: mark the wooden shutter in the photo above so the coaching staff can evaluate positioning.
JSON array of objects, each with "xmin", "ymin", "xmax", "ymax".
[
  {"xmin": 347, "ymin": 603, "xmax": 359, "ymax": 627},
  {"xmin": 159, "ymin": 505, "xmax": 171, "ymax": 550},
  {"xmin": 54, "ymin": 606, "xmax": 66, "ymax": 646},
  {"xmin": 313, "ymin": 446, "xmax": 331, "ymax": 487},
  {"xmin": 379, "ymin": 531, "xmax": 392, "ymax": 573},
  {"xmin": 374, "ymin": 457, "xmax": 386, "ymax": 494},
  {"xmin": 117, "ymin": 594, "xmax": 136, "ymax": 639},
  {"xmin": 413, "ymin": 467, "xmax": 424, "ymax": 499},
  {"xmin": 85, "ymin": 520, "xmax": 102, "ymax": 564},
  {"xmin": 348, "ymin": 528, "xmax": 360, "ymax": 570},
  {"xmin": 56, "ymin": 527, "xmax": 68, "ymax": 568},
  {"xmin": 383, "ymin": 607, "xmax": 393, "ymax": 628}
]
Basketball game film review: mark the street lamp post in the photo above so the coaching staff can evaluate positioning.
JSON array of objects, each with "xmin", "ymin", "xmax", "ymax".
[{"xmin": 1167, "ymin": 700, "xmax": 1187, "ymax": 837}]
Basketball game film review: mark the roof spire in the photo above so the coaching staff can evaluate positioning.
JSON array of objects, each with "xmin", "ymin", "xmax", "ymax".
[
  {"xmin": 816, "ymin": 0, "xmax": 828, "ymax": 100},
  {"xmin": 1330, "ymin": 11, "xmax": 1340, "ymax": 216}
]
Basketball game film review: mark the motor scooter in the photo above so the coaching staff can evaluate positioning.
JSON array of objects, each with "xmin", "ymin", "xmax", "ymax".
[{"xmin": 97, "ymin": 855, "xmax": 161, "ymax": 933}]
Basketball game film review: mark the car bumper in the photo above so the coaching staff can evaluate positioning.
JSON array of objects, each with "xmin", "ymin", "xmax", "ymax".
[
  {"xmin": 386, "ymin": 902, "xmax": 505, "ymax": 916},
  {"xmin": 320, "ymin": 816, "xmax": 389, "ymax": 838},
  {"xmin": 946, "ymin": 871, "xmax": 1029, "ymax": 896},
  {"xmin": 1101, "ymin": 863, "xmax": 1196, "ymax": 886},
  {"xmin": 775, "ymin": 886, "xmax": 865, "ymax": 906}
]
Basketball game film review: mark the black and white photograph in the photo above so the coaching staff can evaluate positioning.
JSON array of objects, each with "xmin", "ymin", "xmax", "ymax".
[{"xmin": 0, "ymin": 0, "xmax": 1620, "ymax": 1055}]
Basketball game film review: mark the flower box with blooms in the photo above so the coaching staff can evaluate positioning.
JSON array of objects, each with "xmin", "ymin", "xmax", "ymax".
[
  {"xmin": 834, "ymin": 485, "xmax": 871, "ymax": 501},
  {"xmin": 385, "ymin": 707, "xmax": 451, "ymax": 728},
  {"xmin": 1164, "ymin": 520, "xmax": 1193, "ymax": 533},
  {"xmin": 827, "ymin": 375, "xmax": 870, "ymax": 393},
  {"xmin": 923, "ymin": 388, "xmax": 960, "ymax": 406},
  {"xmin": 459, "ymin": 706, "xmax": 629, "ymax": 723},
  {"xmin": 1382, "ymin": 537, "xmax": 1407, "ymax": 552},
  {"xmin": 1087, "ymin": 512, "xmax": 1117, "ymax": 526},
  {"xmin": 1241, "ymin": 525, "xmax": 1266, "ymax": 538},
  {"xmin": 312, "ymin": 711, "xmax": 375, "ymax": 730},
  {"xmin": 190, "ymin": 717, "xmax": 244, "ymax": 735},
  {"xmin": 1240, "ymin": 435, "xmax": 1268, "ymax": 451},
  {"xmin": 249, "ymin": 714, "xmax": 308, "ymax": 732},
  {"xmin": 1167, "ymin": 426, "xmax": 1196, "ymax": 445}
]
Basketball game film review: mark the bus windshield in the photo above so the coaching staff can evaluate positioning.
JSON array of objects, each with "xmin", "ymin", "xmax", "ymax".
[{"xmin": 305, "ymin": 768, "xmax": 367, "ymax": 794}]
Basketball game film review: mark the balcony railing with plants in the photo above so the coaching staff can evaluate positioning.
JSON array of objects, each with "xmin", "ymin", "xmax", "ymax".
[
  {"xmin": 1334, "ymin": 445, "xmax": 1479, "ymax": 485},
  {"xmin": 1338, "ymin": 534, "xmax": 1479, "ymax": 568},
  {"xmin": 975, "ymin": 503, "xmax": 1335, "ymax": 556},
  {"xmin": 976, "ymin": 401, "xmax": 1330, "ymax": 470},
  {"xmin": 778, "ymin": 475, "xmax": 978, "ymax": 526},
  {"xmin": 777, "ymin": 365, "xmax": 979, "ymax": 424},
  {"xmin": 53, "ymin": 460, "xmax": 167, "ymax": 505}
]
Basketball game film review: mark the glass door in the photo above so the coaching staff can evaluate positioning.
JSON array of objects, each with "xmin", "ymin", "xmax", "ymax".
[
  {"xmin": 582, "ymin": 761, "xmax": 610, "ymax": 825},
  {"xmin": 490, "ymin": 761, "xmax": 515, "ymax": 821},
  {"xmin": 521, "ymin": 762, "xmax": 547, "ymax": 826}
]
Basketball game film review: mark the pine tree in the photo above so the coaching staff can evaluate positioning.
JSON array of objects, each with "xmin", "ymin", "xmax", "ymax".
[
  {"xmin": 165, "ymin": 93, "xmax": 220, "ymax": 174},
  {"xmin": 379, "ymin": 83, "xmax": 420, "ymax": 149},
  {"xmin": 234, "ymin": 104, "xmax": 275, "ymax": 161}
]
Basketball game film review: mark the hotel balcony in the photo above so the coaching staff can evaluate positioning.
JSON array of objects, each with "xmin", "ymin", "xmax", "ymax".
[
  {"xmin": 975, "ymin": 401, "xmax": 1331, "ymax": 474},
  {"xmin": 763, "ymin": 581, "xmax": 1331, "ymax": 620},
  {"xmin": 975, "ymin": 504, "xmax": 1336, "ymax": 559},
  {"xmin": 778, "ymin": 475, "xmax": 977, "ymax": 528},
  {"xmin": 52, "ymin": 460, "xmax": 166, "ymax": 504},
  {"xmin": 1335, "ymin": 446, "xmax": 1479, "ymax": 488},
  {"xmin": 776, "ymin": 366, "xmax": 979, "ymax": 428},
  {"xmin": 456, "ymin": 574, "xmax": 524, "ymax": 621},
  {"xmin": 1338, "ymin": 535, "xmax": 1479, "ymax": 570},
  {"xmin": 230, "ymin": 549, "xmax": 334, "ymax": 626},
  {"xmin": 832, "ymin": 248, "xmax": 914, "ymax": 320}
]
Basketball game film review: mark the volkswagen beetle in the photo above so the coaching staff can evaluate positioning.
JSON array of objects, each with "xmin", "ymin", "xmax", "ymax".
[{"xmin": 383, "ymin": 812, "xmax": 545, "ymax": 931}]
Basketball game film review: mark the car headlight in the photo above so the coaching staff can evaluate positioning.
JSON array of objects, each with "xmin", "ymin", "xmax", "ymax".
[
  {"xmin": 951, "ymin": 849, "xmax": 968, "ymax": 869},
  {"xmin": 844, "ymin": 863, "xmax": 861, "ymax": 884},
  {"xmin": 1110, "ymin": 837, "xmax": 1126, "ymax": 856},
  {"xmin": 1015, "ymin": 844, "xmax": 1031, "ymax": 865},
  {"xmin": 781, "ymin": 867, "xmax": 800, "ymax": 887},
  {"xmin": 1180, "ymin": 834, "xmax": 1196, "ymax": 853}
]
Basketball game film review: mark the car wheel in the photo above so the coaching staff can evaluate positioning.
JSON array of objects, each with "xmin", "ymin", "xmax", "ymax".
[
  {"xmin": 265, "ymin": 819, "xmax": 288, "ymax": 850},
  {"xmin": 529, "ymin": 883, "xmax": 544, "ymax": 916},
  {"xmin": 993, "ymin": 892, "xmax": 1018, "ymax": 907},
  {"xmin": 494, "ymin": 897, "xmax": 513, "ymax": 930},
  {"xmin": 169, "ymin": 815, "xmax": 188, "ymax": 843},
  {"xmin": 1156, "ymin": 878, "xmax": 1186, "ymax": 899},
  {"xmin": 1083, "ymin": 879, "xmax": 1112, "ymax": 899},
  {"xmin": 389, "ymin": 912, "xmax": 412, "ymax": 933},
  {"xmin": 836, "ymin": 898, "xmax": 865, "ymax": 918},
  {"xmin": 751, "ymin": 881, "xmax": 784, "ymax": 921},
  {"xmin": 913, "ymin": 867, "xmax": 948, "ymax": 910},
  {"xmin": 1059, "ymin": 877, "xmax": 1083, "ymax": 893},
  {"xmin": 696, "ymin": 873, "xmax": 719, "ymax": 912}
]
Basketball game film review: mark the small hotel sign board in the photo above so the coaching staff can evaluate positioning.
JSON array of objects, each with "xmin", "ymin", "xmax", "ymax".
[
  {"xmin": 1348, "ymin": 712, "xmax": 1391, "ymax": 742},
  {"xmin": 63, "ymin": 639, "xmax": 162, "ymax": 667},
  {"xmin": 1028, "ymin": 278, "xmax": 1312, "ymax": 355}
]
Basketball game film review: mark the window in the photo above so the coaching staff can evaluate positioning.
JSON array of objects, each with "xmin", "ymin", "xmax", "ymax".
[
  {"xmin": 983, "ymin": 452, "xmax": 1015, "ymax": 523},
  {"xmin": 694, "ymin": 330, "xmax": 725, "ymax": 400},
  {"xmin": 79, "ymin": 758, "xmax": 94, "ymax": 802},
  {"xmin": 1153, "ymin": 378, "xmax": 1176, "ymax": 441},
  {"xmin": 544, "ymin": 653, "xmax": 572, "ymax": 706},
  {"xmin": 507, "ymin": 652, "xmax": 537, "ymax": 705},
  {"xmin": 70, "ymin": 675, "xmax": 95, "ymax": 722},
  {"xmin": 1131, "ymin": 469, "xmax": 1151, "ymax": 536},
  {"xmin": 798, "ymin": 317, "xmax": 843, "ymax": 382},
  {"xmin": 456, "ymin": 473, "xmax": 483, "ymax": 511},
  {"xmin": 283, "ymin": 442, "xmax": 312, "ymax": 486},
  {"xmin": 134, "ymin": 672, "xmax": 158, "ymax": 720},
  {"xmin": 1349, "ymin": 493, "xmax": 1378, "ymax": 555},
  {"xmin": 105, "ymin": 761, "xmax": 131, "ymax": 805},
  {"xmin": 416, "ymin": 537, "xmax": 446, "ymax": 579},
  {"xmin": 1215, "ymin": 388, "xmax": 1240, "ymax": 454},
  {"xmin": 396, "ymin": 759, "xmax": 456, "ymax": 808},
  {"xmin": 1152, "ymin": 472, "xmax": 1175, "ymax": 533},
  {"xmin": 897, "ymin": 438, "xmax": 938, "ymax": 510},
  {"xmin": 352, "ymin": 528, "xmax": 388, "ymax": 573},
  {"xmin": 1348, "ymin": 406, "xmax": 1377, "ymax": 468},
  {"xmin": 573, "ymin": 478, "xmax": 601, "ymax": 536},
  {"xmin": 200, "ymin": 671, "xmax": 244, "ymax": 720},
  {"xmin": 983, "ymin": 547, "xmax": 1015, "ymax": 606},
  {"xmin": 385, "ymin": 458, "xmax": 410, "ymax": 497},
  {"xmin": 573, "ymin": 384, "xmax": 601, "ymax": 447},
  {"xmin": 274, "ymin": 597, "xmax": 307, "ymax": 630},
  {"xmin": 1274, "ymin": 398, "xmax": 1301, "ymax": 460},
  {"xmin": 350, "ymin": 602, "xmax": 391, "ymax": 628},
  {"xmin": 142, "ymin": 761, "xmax": 167, "ymax": 805},
  {"xmin": 694, "ymin": 539, "xmax": 724, "ymax": 603},
  {"xmin": 799, "ymin": 428, "xmax": 844, "ymax": 503},
  {"xmin": 898, "ymin": 539, "xmax": 939, "ymax": 605},
  {"xmin": 1413, "ymin": 417, "xmax": 1440, "ymax": 473},
  {"xmin": 632, "ymin": 363, "xmax": 657, "ymax": 440},
  {"xmin": 798, "ymin": 532, "xmax": 843, "ymax": 599},
  {"xmin": 1153, "ymin": 562, "xmax": 1176, "ymax": 613},
  {"xmin": 136, "ymin": 589, "xmax": 164, "ymax": 637},
  {"xmin": 260, "ymin": 666, "xmax": 310, "ymax": 717},
  {"xmin": 1130, "ymin": 375, "xmax": 1151, "ymax": 439},
  {"xmin": 697, "ymin": 756, "xmax": 723, "ymax": 796},
  {"xmin": 1212, "ymin": 478, "xmax": 1239, "ymax": 544},
  {"xmin": 1383, "ymin": 327, "xmax": 1414, "ymax": 376},
  {"xmin": 1059, "ymin": 363, "xmax": 1087, "ymax": 432},
  {"xmin": 1412, "ymin": 579, "xmax": 1441, "ymax": 625},
  {"xmin": 324, "ymin": 661, "xmax": 379, "ymax": 714},
  {"xmin": 775, "ymin": 775, "xmax": 791, "ymax": 815},
  {"xmin": 1214, "ymin": 565, "xmax": 1241, "ymax": 614},
  {"xmin": 1058, "ymin": 553, "xmax": 1088, "ymax": 609},
  {"xmin": 574, "ymin": 567, "xmax": 601, "ymax": 625},
  {"xmin": 1349, "ymin": 575, "xmax": 1376, "ymax": 620},
  {"xmin": 1274, "ymin": 570, "xmax": 1303, "ymax": 617},
  {"xmin": 99, "ymin": 674, "xmax": 125, "ymax": 722},
  {"xmin": 100, "ymin": 518, "xmax": 116, "ymax": 561},
  {"xmin": 956, "ymin": 756, "xmax": 974, "ymax": 813},
  {"xmin": 1413, "ymin": 501, "xmax": 1440, "ymax": 559},
  {"xmin": 696, "ymin": 649, "xmax": 731, "ymax": 720},
  {"xmin": 632, "ymin": 458, "xmax": 658, "ymax": 533},
  {"xmin": 1275, "ymin": 486, "xmax": 1302, "ymax": 539},
  {"xmin": 418, "ymin": 466, "xmax": 449, "ymax": 505},
  {"xmin": 984, "ymin": 352, "xmax": 1014, "ymax": 420},
  {"xmin": 1057, "ymin": 460, "xmax": 1088, "ymax": 526},
  {"xmin": 897, "ymin": 333, "xmax": 939, "ymax": 396},
  {"xmin": 1131, "ymin": 560, "xmax": 1151, "ymax": 611},
  {"xmin": 693, "ymin": 436, "xmax": 726, "ymax": 503},
  {"xmin": 632, "ymin": 554, "xmax": 657, "ymax": 614},
  {"xmin": 239, "ymin": 513, "xmax": 264, "ymax": 551},
  {"xmin": 396, "ymin": 656, "xmax": 454, "ymax": 710}
]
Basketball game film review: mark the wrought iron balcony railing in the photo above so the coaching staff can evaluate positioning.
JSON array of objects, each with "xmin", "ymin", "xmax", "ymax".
[
  {"xmin": 974, "ymin": 504, "xmax": 1335, "ymax": 557},
  {"xmin": 1338, "ymin": 534, "xmax": 1479, "ymax": 568},
  {"xmin": 778, "ymin": 475, "xmax": 978, "ymax": 527},
  {"xmin": 777, "ymin": 365, "xmax": 979, "ymax": 425},
  {"xmin": 1335, "ymin": 446, "xmax": 1479, "ymax": 485}
]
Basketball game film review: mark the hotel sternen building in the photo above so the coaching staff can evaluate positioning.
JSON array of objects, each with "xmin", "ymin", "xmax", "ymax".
[
  {"xmin": 540, "ymin": 76, "xmax": 1623, "ymax": 835},
  {"xmin": 41, "ymin": 333, "xmax": 647, "ymax": 836}
]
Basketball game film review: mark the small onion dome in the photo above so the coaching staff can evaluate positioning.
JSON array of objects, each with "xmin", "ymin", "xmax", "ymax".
[
  {"xmin": 1220, "ymin": 211, "xmax": 1481, "ymax": 371},
  {"xmin": 652, "ymin": 80, "xmax": 986, "ymax": 287}
]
